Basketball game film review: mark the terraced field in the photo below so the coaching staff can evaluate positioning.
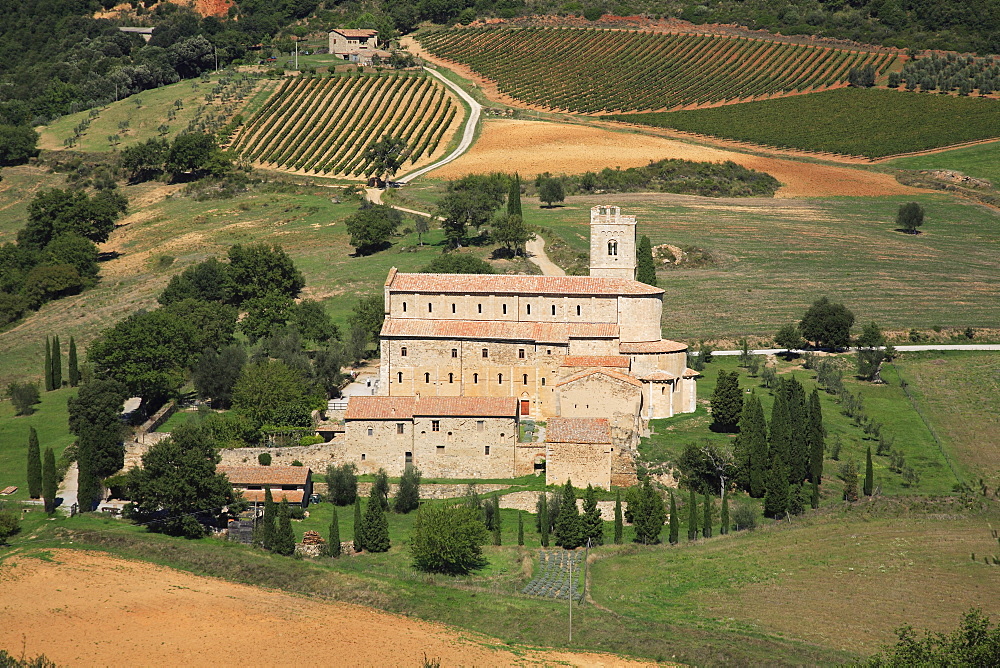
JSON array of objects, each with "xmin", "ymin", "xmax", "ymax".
[
  {"xmin": 417, "ymin": 27, "xmax": 897, "ymax": 113},
  {"xmin": 228, "ymin": 72, "xmax": 462, "ymax": 177}
]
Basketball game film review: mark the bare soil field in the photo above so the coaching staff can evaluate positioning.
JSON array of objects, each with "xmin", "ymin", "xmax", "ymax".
[
  {"xmin": 430, "ymin": 119, "xmax": 921, "ymax": 198},
  {"xmin": 0, "ymin": 549, "xmax": 653, "ymax": 667}
]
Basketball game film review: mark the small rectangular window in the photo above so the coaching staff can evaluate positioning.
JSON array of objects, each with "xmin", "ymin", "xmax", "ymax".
[
  {"xmin": 484, "ymin": 445, "xmax": 490, "ymax": 456},
  {"xmin": 436, "ymin": 445, "xmax": 445, "ymax": 451},
  {"xmin": 541, "ymin": 377, "xmax": 546, "ymax": 386},
  {"xmin": 518, "ymin": 348, "xmax": 525, "ymax": 359},
  {"xmin": 400, "ymin": 346, "xmax": 407, "ymax": 357},
  {"xmin": 576, "ymin": 305, "xmax": 581, "ymax": 316},
  {"xmin": 367, "ymin": 427, "xmax": 373, "ymax": 436},
  {"xmin": 452, "ymin": 303, "xmax": 456, "ymax": 313},
  {"xmin": 397, "ymin": 372, "xmax": 403, "ymax": 383},
  {"xmin": 432, "ymin": 420, "xmax": 440, "ymax": 432},
  {"xmin": 361, "ymin": 453, "xmax": 366, "ymax": 461},
  {"xmin": 397, "ymin": 423, "xmax": 404, "ymax": 434},
  {"xmin": 402, "ymin": 302, "xmax": 407, "ymax": 312},
  {"xmin": 477, "ymin": 420, "xmax": 484, "ymax": 432},
  {"xmin": 482, "ymin": 348, "xmax": 488, "ymax": 358},
  {"xmin": 551, "ymin": 305, "xmax": 556, "ymax": 315},
  {"xmin": 526, "ymin": 304, "xmax": 531, "ymax": 315},
  {"xmin": 428, "ymin": 302, "xmax": 433, "ymax": 313},
  {"xmin": 451, "ymin": 348, "xmax": 458, "ymax": 358},
  {"xmin": 502, "ymin": 304, "xmax": 507, "ymax": 315},
  {"xmin": 478, "ymin": 303, "xmax": 482, "ymax": 313}
]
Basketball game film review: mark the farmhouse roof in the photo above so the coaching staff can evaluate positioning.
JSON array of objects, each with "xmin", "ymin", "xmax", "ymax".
[
  {"xmin": 618, "ymin": 339, "xmax": 688, "ymax": 354},
  {"xmin": 381, "ymin": 318, "xmax": 618, "ymax": 343},
  {"xmin": 385, "ymin": 270, "xmax": 664, "ymax": 297},
  {"xmin": 561, "ymin": 356, "xmax": 630, "ymax": 368},
  {"xmin": 634, "ymin": 370, "xmax": 677, "ymax": 381},
  {"xmin": 239, "ymin": 489, "xmax": 305, "ymax": 504},
  {"xmin": 546, "ymin": 417, "xmax": 612, "ymax": 444},
  {"xmin": 683, "ymin": 368, "xmax": 700, "ymax": 378},
  {"xmin": 331, "ymin": 28, "xmax": 378, "ymax": 38},
  {"xmin": 554, "ymin": 367, "xmax": 643, "ymax": 388},
  {"xmin": 218, "ymin": 465, "xmax": 311, "ymax": 486},
  {"xmin": 344, "ymin": 396, "xmax": 518, "ymax": 420}
]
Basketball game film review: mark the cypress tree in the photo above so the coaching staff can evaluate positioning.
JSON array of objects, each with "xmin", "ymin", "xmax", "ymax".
[
  {"xmin": 582, "ymin": 484, "xmax": 603, "ymax": 546},
  {"xmin": 808, "ymin": 389, "xmax": 825, "ymax": 482},
  {"xmin": 42, "ymin": 447, "xmax": 57, "ymax": 514},
  {"xmin": 261, "ymin": 488, "xmax": 277, "ymax": 550},
  {"xmin": 864, "ymin": 446, "xmax": 874, "ymax": 496},
  {"xmin": 326, "ymin": 506, "xmax": 341, "ymax": 557},
  {"xmin": 362, "ymin": 486, "xmax": 390, "ymax": 552},
  {"xmin": 26, "ymin": 427, "xmax": 42, "ymax": 499},
  {"xmin": 769, "ymin": 385, "xmax": 792, "ymax": 475},
  {"xmin": 636, "ymin": 235, "xmax": 657, "ymax": 287},
  {"xmin": 273, "ymin": 499, "xmax": 296, "ymax": 556},
  {"xmin": 393, "ymin": 464, "xmax": 421, "ymax": 513},
  {"xmin": 554, "ymin": 480, "xmax": 582, "ymax": 549},
  {"xmin": 76, "ymin": 444, "xmax": 101, "ymax": 512},
  {"xmin": 702, "ymin": 492, "xmax": 713, "ymax": 538},
  {"xmin": 52, "ymin": 335, "xmax": 62, "ymax": 389},
  {"xmin": 68, "ymin": 336, "xmax": 79, "ymax": 387},
  {"xmin": 785, "ymin": 377, "xmax": 808, "ymax": 483},
  {"xmin": 492, "ymin": 494, "xmax": 502, "ymax": 545},
  {"xmin": 687, "ymin": 488, "xmax": 698, "ymax": 541},
  {"xmin": 810, "ymin": 478, "xmax": 820, "ymax": 509},
  {"xmin": 720, "ymin": 492, "xmax": 729, "ymax": 535},
  {"xmin": 668, "ymin": 491, "xmax": 679, "ymax": 544},
  {"xmin": 788, "ymin": 483, "xmax": 805, "ymax": 516},
  {"xmin": 613, "ymin": 490, "xmax": 624, "ymax": 545},
  {"xmin": 517, "ymin": 511, "xmax": 524, "ymax": 546},
  {"xmin": 746, "ymin": 394, "xmax": 768, "ymax": 498},
  {"xmin": 538, "ymin": 493, "xmax": 549, "ymax": 547},
  {"xmin": 507, "ymin": 173, "xmax": 522, "ymax": 218},
  {"xmin": 353, "ymin": 496, "xmax": 363, "ymax": 552},
  {"xmin": 43, "ymin": 338, "xmax": 52, "ymax": 392},
  {"xmin": 763, "ymin": 454, "xmax": 789, "ymax": 518},
  {"xmin": 710, "ymin": 370, "xmax": 742, "ymax": 433}
]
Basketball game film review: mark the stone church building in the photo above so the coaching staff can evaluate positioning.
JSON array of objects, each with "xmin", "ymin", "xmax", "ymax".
[{"xmin": 345, "ymin": 205, "xmax": 697, "ymax": 488}]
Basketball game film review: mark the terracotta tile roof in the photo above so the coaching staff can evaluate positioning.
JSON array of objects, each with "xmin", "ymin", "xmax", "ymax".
[
  {"xmin": 386, "ymin": 271, "xmax": 664, "ymax": 296},
  {"xmin": 546, "ymin": 417, "xmax": 612, "ymax": 444},
  {"xmin": 619, "ymin": 339, "xmax": 688, "ymax": 354},
  {"xmin": 239, "ymin": 489, "xmax": 305, "ymax": 504},
  {"xmin": 381, "ymin": 318, "xmax": 618, "ymax": 343},
  {"xmin": 331, "ymin": 28, "xmax": 377, "ymax": 37},
  {"xmin": 218, "ymin": 465, "xmax": 311, "ymax": 486},
  {"xmin": 555, "ymin": 367, "xmax": 643, "ymax": 388},
  {"xmin": 635, "ymin": 370, "xmax": 677, "ymax": 381},
  {"xmin": 683, "ymin": 368, "xmax": 700, "ymax": 378},
  {"xmin": 345, "ymin": 396, "xmax": 518, "ymax": 419},
  {"xmin": 561, "ymin": 356, "xmax": 630, "ymax": 368}
]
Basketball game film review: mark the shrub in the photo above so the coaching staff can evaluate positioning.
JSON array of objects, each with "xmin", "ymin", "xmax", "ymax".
[
  {"xmin": 258, "ymin": 452, "xmax": 272, "ymax": 466},
  {"xmin": 326, "ymin": 462, "xmax": 358, "ymax": 505},
  {"xmin": 7, "ymin": 381, "xmax": 40, "ymax": 416},
  {"xmin": 731, "ymin": 500, "xmax": 759, "ymax": 531},
  {"xmin": 410, "ymin": 504, "xmax": 488, "ymax": 574},
  {"xmin": 291, "ymin": 459, "xmax": 303, "ymax": 466},
  {"xmin": 0, "ymin": 506, "xmax": 20, "ymax": 543},
  {"xmin": 298, "ymin": 434, "xmax": 323, "ymax": 446},
  {"xmin": 289, "ymin": 505, "xmax": 306, "ymax": 520}
]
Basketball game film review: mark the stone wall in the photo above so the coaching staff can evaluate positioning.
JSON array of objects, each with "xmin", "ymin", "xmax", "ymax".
[
  {"xmin": 546, "ymin": 441, "xmax": 612, "ymax": 490},
  {"xmin": 218, "ymin": 442, "xmax": 342, "ymax": 471}
]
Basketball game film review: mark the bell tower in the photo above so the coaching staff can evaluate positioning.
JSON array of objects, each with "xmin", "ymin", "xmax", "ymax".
[{"xmin": 589, "ymin": 205, "xmax": 636, "ymax": 280}]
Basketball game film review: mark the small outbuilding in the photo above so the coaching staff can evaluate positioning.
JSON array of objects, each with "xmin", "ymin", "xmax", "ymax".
[
  {"xmin": 544, "ymin": 417, "xmax": 614, "ymax": 490},
  {"xmin": 218, "ymin": 465, "xmax": 313, "ymax": 508}
]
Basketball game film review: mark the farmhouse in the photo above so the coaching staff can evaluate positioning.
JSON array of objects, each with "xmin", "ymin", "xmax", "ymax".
[
  {"xmin": 328, "ymin": 28, "xmax": 388, "ymax": 65},
  {"xmin": 218, "ymin": 465, "xmax": 314, "ymax": 508}
]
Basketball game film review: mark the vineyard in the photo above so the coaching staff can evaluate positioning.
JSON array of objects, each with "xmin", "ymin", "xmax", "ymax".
[
  {"xmin": 417, "ymin": 27, "xmax": 898, "ymax": 113},
  {"xmin": 607, "ymin": 88, "xmax": 1000, "ymax": 158},
  {"xmin": 228, "ymin": 72, "xmax": 461, "ymax": 177}
]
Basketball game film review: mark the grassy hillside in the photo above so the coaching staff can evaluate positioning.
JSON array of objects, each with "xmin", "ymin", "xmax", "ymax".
[
  {"xmin": 0, "ymin": 387, "xmax": 77, "ymax": 501},
  {"xmin": 888, "ymin": 140, "xmax": 1000, "ymax": 186},
  {"xmin": 609, "ymin": 88, "xmax": 1000, "ymax": 158}
]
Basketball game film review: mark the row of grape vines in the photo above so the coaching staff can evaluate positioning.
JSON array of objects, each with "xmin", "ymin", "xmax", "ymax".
[
  {"xmin": 418, "ymin": 27, "xmax": 898, "ymax": 113},
  {"xmin": 227, "ymin": 72, "xmax": 459, "ymax": 176}
]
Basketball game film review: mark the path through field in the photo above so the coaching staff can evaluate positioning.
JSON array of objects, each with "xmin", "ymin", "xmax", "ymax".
[{"xmin": 0, "ymin": 550, "xmax": 654, "ymax": 667}]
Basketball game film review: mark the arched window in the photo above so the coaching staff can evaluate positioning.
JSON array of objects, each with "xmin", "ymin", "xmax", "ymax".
[
  {"xmin": 502, "ymin": 304, "xmax": 508, "ymax": 315},
  {"xmin": 424, "ymin": 372, "xmax": 430, "ymax": 383},
  {"xmin": 551, "ymin": 305, "xmax": 556, "ymax": 315},
  {"xmin": 576, "ymin": 305, "xmax": 581, "ymax": 316},
  {"xmin": 608, "ymin": 240, "xmax": 618, "ymax": 256},
  {"xmin": 402, "ymin": 302, "xmax": 407, "ymax": 312},
  {"xmin": 498, "ymin": 373, "xmax": 503, "ymax": 384},
  {"xmin": 522, "ymin": 374, "xmax": 528, "ymax": 385},
  {"xmin": 428, "ymin": 302, "xmax": 433, "ymax": 313},
  {"xmin": 397, "ymin": 372, "xmax": 403, "ymax": 383},
  {"xmin": 400, "ymin": 346, "xmax": 407, "ymax": 357},
  {"xmin": 451, "ymin": 303, "xmax": 456, "ymax": 313},
  {"xmin": 473, "ymin": 373, "xmax": 479, "ymax": 384},
  {"xmin": 448, "ymin": 373, "xmax": 454, "ymax": 383},
  {"xmin": 541, "ymin": 377, "xmax": 546, "ymax": 386}
]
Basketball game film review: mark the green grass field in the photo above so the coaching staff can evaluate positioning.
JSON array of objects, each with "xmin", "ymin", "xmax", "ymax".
[
  {"xmin": 888, "ymin": 140, "xmax": 1000, "ymax": 186},
  {"xmin": 0, "ymin": 387, "xmax": 77, "ymax": 501},
  {"xmin": 608, "ymin": 88, "xmax": 1000, "ymax": 158}
]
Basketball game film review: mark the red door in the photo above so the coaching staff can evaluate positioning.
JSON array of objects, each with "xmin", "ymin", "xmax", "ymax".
[{"xmin": 520, "ymin": 400, "xmax": 530, "ymax": 416}]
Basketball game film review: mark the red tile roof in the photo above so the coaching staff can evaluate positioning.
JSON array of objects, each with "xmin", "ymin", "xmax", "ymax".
[
  {"xmin": 240, "ymin": 489, "xmax": 305, "ymax": 504},
  {"xmin": 555, "ymin": 367, "xmax": 643, "ymax": 388},
  {"xmin": 386, "ymin": 271, "xmax": 664, "ymax": 296},
  {"xmin": 218, "ymin": 465, "xmax": 311, "ymax": 486},
  {"xmin": 635, "ymin": 370, "xmax": 677, "ymax": 381},
  {"xmin": 546, "ymin": 417, "xmax": 612, "ymax": 444},
  {"xmin": 345, "ymin": 396, "xmax": 518, "ymax": 420},
  {"xmin": 331, "ymin": 28, "xmax": 377, "ymax": 37},
  {"xmin": 381, "ymin": 318, "xmax": 618, "ymax": 343},
  {"xmin": 619, "ymin": 339, "xmax": 688, "ymax": 354},
  {"xmin": 683, "ymin": 368, "xmax": 700, "ymax": 378},
  {"xmin": 561, "ymin": 356, "xmax": 630, "ymax": 368}
]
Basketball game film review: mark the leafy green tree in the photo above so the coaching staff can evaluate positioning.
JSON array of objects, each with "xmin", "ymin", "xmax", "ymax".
[
  {"xmin": 635, "ymin": 235, "xmax": 657, "ymax": 286},
  {"xmin": 347, "ymin": 295, "xmax": 385, "ymax": 356},
  {"xmin": 613, "ymin": 490, "xmax": 624, "ymax": 545},
  {"xmin": 360, "ymin": 486, "xmax": 390, "ymax": 552},
  {"xmin": 51, "ymin": 335, "xmax": 61, "ymax": 389},
  {"xmin": 553, "ymin": 480, "xmax": 583, "ymax": 548},
  {"xmin": 352, "ymin": 496, "xmax": 363, "ymax": 552},
  {"xmin": 192, "ymin": 345, "xmax": 246, "ymax": 409},
  {"xmin": 538, "ymin": 176, "xmax": 565, "ymax": 208},
  {"xmin": 855, "ymin": 321, "xmax": 885, "ymax": 349},
  {"xmin": 345, "ymin": 203, "xmax": 402, "ymax": 255},
  {"xmin": 507, "ymin": 173, "xmax": 522, "ymax": 218},
  {"xmin": 896, "ymin": 202, "xmax": 925, "ymax": 234},
  {"xmin": 517, "ymin": 511, "xmax": 524, "ymax": 546},
  {"xmin": 864, "ymin": 446, "xmax": 874, "ymax": 496},
  {"xmin": 324, "ymin": 507, "xmax": 341, "ymax": 558},
  {"xmin": 225, "ymin": 243, "xmax": 304, "ymax": 306},
  {"xmin": 864, "ymin": 608, "xmax": 1000, "ymax": 667},
  {"xmin": 720, "ymin": 492, "xmax": 730, "ymax": 535},
  {"xmin": 421, "ymin": 254, "xmax": 496, "ymax": 274},
  {"xmin": 414, "ymin": 215, "xmax": 430, "ymax": 246},
  {"xmin": 45, "ymin": 233, "xmax": 100, "ymax": 281},
  {"xmin": 436, "ymin": 174, "xmax": 507, "ymax": 247},
  {"xmin": 410, "ymin": 504, "xmax": 488, "ymax": 574},
  {"xmin": 0, "ymin": 124, "xmax": 39, "ymax": 165},
  {"xmin": 858, "ymin": 349, "xmax": 886, "ymax": 382},
  {"xmin": 273, "ymin": 499, "xmax": 296, "ymax": 556},
  {"xmin": 22, "ymin": 265, "xmax": 82, "ymax": 309},
  {"xmin": 158, "ymin": 258, "xmax": 229, "ymax": 306},
  {"xmin": 774, "ymin": 322, "xmax": 804, "ymax": 353},
  {"xmin": 631, "ymin": 479, "xmax": 665, "ymax": 545},
  {"xmin": 120, "ymin": 137, "xmax": 170, "ymax": 183},
  {"xmin": 327, "ymin": 463, "xmax": 358, "ymax": 506},
  {"xmin": 165, "ymin": 132, "xmax": 231, "ymax": 179},
  {"xmin": 43, "ymin": 338, "xmax": 51, "ymax": 392},
  {"xmin": 20, "ymin": 188, "xmax": 127, "ymax": 249},
  {"xmin": 42, "ymin": 447, "xmax": 57, "ymax": 514},
  {"xmin": 702, "ymin": 492, "xmax": 713, "ymax": 538},
  {"xmin": 26, "ymin": 427, "xmax": 42, "ymax": 499},
  {"xmin": 69, "ymin": 378, "xmax": 127, "ymax": 510},
  {"xmin": 124, "ymin": 423, "xmax": 234, "ymax": 537},
  {"xmin": 8, "ymin": 381, "xmax": 40, "ymax": 416},
  {"xmin": 763, "ymin": 454, "xmax": 789, "ymax": 518},
  {"xmin": 394, "ymin": 465, "xmax": 422, "ymax": 513},
  {"xmin": 67, "ymin": 336, "xmax": 79, "ymax": 387},
  {"xmin": 687, "ymin": 487, "xmax": 698, "ymax": 540},
  {"xmin": 363, "ymin": 135, "xmax": 408, "ymax": 183},
  {"xmin": 581, "ymin": 484, "xmax": 604, "ymax": 546},
  {"xmin": 491, "ymin": 214, "xmax": 533, "ymax": 256},
  {"xmin": 799, "ymin": 297, "xmax": 855, "ymax": 349},
  {"xmin": 0, "ymin": 506, "xmax": 20, "ymax": 544},
  {"xmin": 784, "ymin": 376, "xmax": 809, "ymax": 484},
  {"xmin": 290, "ymin": 300, "xmax": 338, "ymax": 343},
  {"xmin": 710, "ymin": 369, "xmax": 741, "ymax": 432},
  {"xmin": 372, "ymin": 468, "xmax": 390, "ymax": 510},
  {"xmin": 232, "ymin": 359, "xmax": 313, "ymax": 430}
]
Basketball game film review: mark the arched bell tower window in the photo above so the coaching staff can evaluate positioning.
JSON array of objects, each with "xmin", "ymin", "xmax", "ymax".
[{"xmin": 608, "ymin": 240, "xmax": 618, "ymax": 256}]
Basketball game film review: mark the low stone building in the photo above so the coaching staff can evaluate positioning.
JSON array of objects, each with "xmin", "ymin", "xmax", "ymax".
[
  {"xmin": 218, "ymin": 465, "xmax": 313, "ymax": 508},
  {"xmin": 343, "ymin": 396, "xmax": 520, "ymax": 477},
  {"xmin": 545, "ymin": 417, "xmax": 614, "ymax": 490},
  {"xmin": 327, "ymin": 28, "xmax": 388, "ymax": 65}
]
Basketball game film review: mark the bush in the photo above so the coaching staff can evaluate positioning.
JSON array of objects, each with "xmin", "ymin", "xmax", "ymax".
[
  {"xmin": 7, "ymin": 381, "xmax": 40, "ymax": 416},
  {"xmin": 730, "ymin": 500, "xmax": 759, "ymax": 531},
  {"xmin": 289, "ymin": 505, "xmax": 306, "ymax": 520},
  {"xmin": 410, "ymin": 504, "xmax": 488, "ymax": 574},
  {"xmin": 298, "ymin": 435, "xmax": 323, "ymax": 446},
  {"xmin": 326, "ymin": 462, "xmax": 358, "ymax": 506},
  {"xmin": 258, "ymin": 452, "xmax": 272, "ymax": 466},
  {"xmin": 0, "ymin": 506, "xmax": 20, "ymax": 543},
  {"xmin": 291, "ymin": 459, "xmax": 303, "ymax": 466}
]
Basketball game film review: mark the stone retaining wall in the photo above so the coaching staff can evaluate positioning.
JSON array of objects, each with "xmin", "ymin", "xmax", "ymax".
[{"xmin": 218, "ymin": 443, "xmax": 341, "ymax": 470}]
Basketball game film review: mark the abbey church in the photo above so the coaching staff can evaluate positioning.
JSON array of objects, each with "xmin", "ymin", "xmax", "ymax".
[{"xmin": 342, "ymin": 206, "xmax": 697, "ymax": 488}]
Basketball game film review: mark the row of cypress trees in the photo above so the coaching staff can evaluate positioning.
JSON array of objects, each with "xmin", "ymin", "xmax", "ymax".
[
  {"xmin": 252, "ymin": 489, "xmax": 297, "ymax": 556},
  {"xmin": 42, "ymin": 336, "xmax": 80, "ymax": 391},
  {"xmin": 25, "ymin": 427, "xmax": 58, "ymax": 512}
]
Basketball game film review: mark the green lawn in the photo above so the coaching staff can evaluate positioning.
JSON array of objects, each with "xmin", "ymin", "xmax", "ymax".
[
  {"xmin": 888, "ymin": 140, "xmax": 1000, "ymax": 187},
  {"xmin": 0, "ymin": 386, "xmax": 77, "ymax": 501}
]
